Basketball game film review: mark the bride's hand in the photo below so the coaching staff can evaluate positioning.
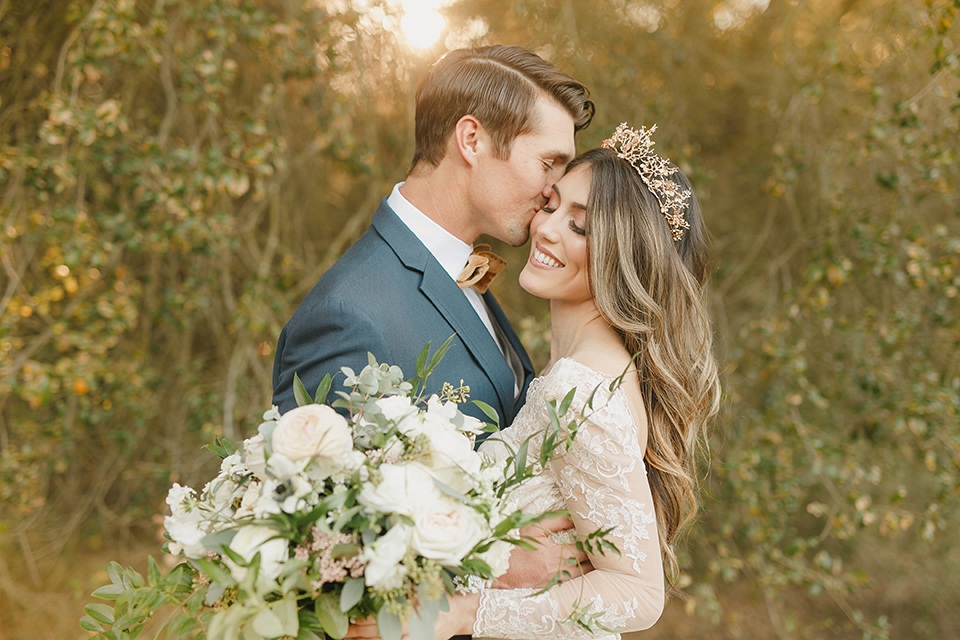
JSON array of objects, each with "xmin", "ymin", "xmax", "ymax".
[
  {"xmin": 344, "ymin": 592, "xmax": 479, "ymax": 640},
  {"xmin": 492, "ymin": 515, "xmax": 592, "ymax": 589}
]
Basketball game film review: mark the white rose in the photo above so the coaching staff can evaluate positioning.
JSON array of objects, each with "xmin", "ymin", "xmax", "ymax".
[
  {"xmin": 361, "ymin": 523, "xmax": 411, "ymax": 590},
  {"xmin": 423, "ymin": 427, "xmax": 482, "ymax": 493},
  {"xmin": 358, "ymin": 463, "xmax": 442, "ymax": 517},
  {"xmin": 242, "ymin": 435, "xmax": 267, "ymax": 480},
  {"xmin": 477, "ymin": 540, "xmax": 513, "ymax": 578},
  {"xmin": 224, "ymin": 525, "xmax": 289, "ymax": 588},
  {"xmin": 272, "ymin": 404, "xmax": 353, "ymax": 478},
  {"xmin": 411, "ymin": 498, "xmax": 486, "ymax": 566}
]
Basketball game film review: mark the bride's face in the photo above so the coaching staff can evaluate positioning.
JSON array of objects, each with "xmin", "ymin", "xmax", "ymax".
[{"xmin": 518, "ymin": 167, "xmax": 591, "ymax": 304}]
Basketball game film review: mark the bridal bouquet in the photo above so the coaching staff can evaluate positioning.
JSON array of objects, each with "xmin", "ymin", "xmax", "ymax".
[{"xmin": 81, "ymin": 342, "xmax": 582, "ymax": 640}]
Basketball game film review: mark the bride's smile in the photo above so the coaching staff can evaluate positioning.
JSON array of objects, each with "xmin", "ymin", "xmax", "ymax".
[{"xmin": 530, "ymin": 243, "xmax": 563, "ymax": 268}]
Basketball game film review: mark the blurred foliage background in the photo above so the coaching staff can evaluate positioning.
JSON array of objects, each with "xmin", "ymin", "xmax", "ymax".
[{"xmin": 1, "ymin": 0, "xmax": 959, "ymax": 638}]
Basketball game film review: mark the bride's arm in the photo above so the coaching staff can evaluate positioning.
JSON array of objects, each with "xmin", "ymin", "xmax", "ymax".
[{"xmin": 471, "ymin": 403, "xmax": 665, "ymax": 639}]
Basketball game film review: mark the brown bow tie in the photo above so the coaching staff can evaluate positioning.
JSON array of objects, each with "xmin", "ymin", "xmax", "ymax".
[{"xmin": 456, "ymin": 244, "xmax": 507, "ymax": 294}]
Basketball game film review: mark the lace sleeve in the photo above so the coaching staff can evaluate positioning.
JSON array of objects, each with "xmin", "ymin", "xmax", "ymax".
[{"xmin": 473, "ymin": 370, "xmax": 665, "ymax": 639}]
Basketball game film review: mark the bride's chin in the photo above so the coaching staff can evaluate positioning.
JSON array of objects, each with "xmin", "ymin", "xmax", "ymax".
[{"xmin": 518, "ymin": 270, "xmax": 550, "ymax": 300}]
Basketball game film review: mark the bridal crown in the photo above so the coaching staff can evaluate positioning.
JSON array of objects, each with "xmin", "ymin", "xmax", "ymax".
[{"xmin": 601, "ymin": 122, "xmax": 691, "ymax": 242}]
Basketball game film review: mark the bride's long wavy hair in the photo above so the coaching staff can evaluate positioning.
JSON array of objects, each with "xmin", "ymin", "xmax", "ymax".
[{"xmin": 568, "ymin": 147, "xmax": 721, "ymax": 583}]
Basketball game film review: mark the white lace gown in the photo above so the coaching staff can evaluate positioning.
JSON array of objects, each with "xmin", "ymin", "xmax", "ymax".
[{"xmin": 475, "ymin": 358, "xmax": 665, "ymax": 640}]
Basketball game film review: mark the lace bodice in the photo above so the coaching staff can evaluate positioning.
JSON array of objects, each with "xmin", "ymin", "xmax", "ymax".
[{"xmin": 475, "ymin": 358, "xmax": 665, "ymax": 640}]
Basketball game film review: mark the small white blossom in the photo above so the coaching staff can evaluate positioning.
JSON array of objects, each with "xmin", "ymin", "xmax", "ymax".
[{"xmin": 361, "ymin": 523, "xmax": 411, "ymax": 590}]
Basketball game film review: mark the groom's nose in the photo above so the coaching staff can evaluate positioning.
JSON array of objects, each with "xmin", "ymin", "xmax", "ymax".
[{"xmin": 540, "ymin": 181, "xmax": 554, "ymax": 203}]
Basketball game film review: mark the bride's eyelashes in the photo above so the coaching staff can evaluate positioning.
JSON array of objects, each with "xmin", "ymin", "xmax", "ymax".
[{"xmin": 569, "ymin": 219, "xmax": 586, "ymax": 236}]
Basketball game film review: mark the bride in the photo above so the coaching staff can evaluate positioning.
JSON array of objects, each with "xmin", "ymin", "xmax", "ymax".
[{"xmin": 349, "ymin": 123, "xmax": 721, "ymax": 639}]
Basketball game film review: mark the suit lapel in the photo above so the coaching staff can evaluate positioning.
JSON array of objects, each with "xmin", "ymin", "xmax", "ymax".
[
  {"xmin": 372, "ymin": 201, "xmax": 517, "ymax": 422},
  {"xmin": 419, "ymin": 262, "xmax": 516, "ymax": 420}
]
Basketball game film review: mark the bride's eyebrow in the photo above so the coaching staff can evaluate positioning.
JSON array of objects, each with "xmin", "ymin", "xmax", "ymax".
[{"xmin": 552, "ymin": 184, "xmax": 586, "ymax": 212}]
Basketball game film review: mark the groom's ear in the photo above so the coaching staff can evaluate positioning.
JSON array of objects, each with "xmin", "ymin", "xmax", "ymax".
[{"xmin": 454, "ymin": 115, "xmax": 484, "ymax": 167}]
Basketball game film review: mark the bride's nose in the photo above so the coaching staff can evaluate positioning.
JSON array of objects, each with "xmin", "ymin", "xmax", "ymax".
[{"xmin": 536, "ymin": 211, "xmax": 562, "ymax": 243}]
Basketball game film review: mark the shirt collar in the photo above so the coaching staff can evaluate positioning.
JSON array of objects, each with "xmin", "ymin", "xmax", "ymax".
[{"xmin": 387, "ymin": 182, "xmax": 472, "ymax": 282}]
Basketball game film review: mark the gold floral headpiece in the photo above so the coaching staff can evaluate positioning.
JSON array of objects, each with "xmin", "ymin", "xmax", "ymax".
[{"xmin": 601, "ymin": 122, "xmax": 691, "ymax": 242}]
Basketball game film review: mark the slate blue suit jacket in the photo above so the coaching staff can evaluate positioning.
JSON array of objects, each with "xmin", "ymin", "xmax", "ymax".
[{"xmin": 272, "ymin": 199, "xmax": 534, "ymax": 427}]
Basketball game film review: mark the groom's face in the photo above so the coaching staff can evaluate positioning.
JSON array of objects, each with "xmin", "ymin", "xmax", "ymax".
[{"xmin": 474, "ymin": 97, "xmax": 576, "ymax": 246}]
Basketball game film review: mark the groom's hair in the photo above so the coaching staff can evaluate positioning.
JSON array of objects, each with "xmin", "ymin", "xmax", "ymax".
[{"xmin": 410, "ymin": 45, "xmax": 594, "ymax": 170}]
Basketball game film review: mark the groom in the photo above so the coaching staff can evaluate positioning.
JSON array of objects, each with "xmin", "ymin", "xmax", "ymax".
[{"xmin": 272, "ymin": 45, "xmax": 594, "ymax": 428}]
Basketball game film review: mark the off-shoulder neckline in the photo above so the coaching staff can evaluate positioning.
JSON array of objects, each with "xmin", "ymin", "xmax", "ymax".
[
  {"xmin": 546, "ymin": 356, "xmax": 620, "ymax": 382},
  {"xmin": 541, "ymin": 356, "xmax": 644, "ymax": 425}
]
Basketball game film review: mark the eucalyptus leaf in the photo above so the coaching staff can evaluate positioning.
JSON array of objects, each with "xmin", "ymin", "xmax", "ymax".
[
  {"xmin": 432, "ymin": 476, "xmax": 470, "ymax": 504},
  {"xmin": 377, "ymin": 608, "xmax": 403, "ymax": 640},
  {"xmin": 558, "ymin": 387, "xmax": 576, "ymax": 416},
  {"xmin": 196, "ymin": 557, "xmax": 235, "ymax": 586},
  {"xmin": 415, "ymin": 342, "xmax": 431, "ymax": 377},
  {"xmin": 340, "ymin": 576, "xmax": 365, "ymax": 612},
  {"xmin": 202, "ymin": 528, "xmax": 238, "ymax": 554},
  {"xmin": 426, "ymin": 334, "xmax": 456, "ymax": 374},
  {"xmin": 147, "ymin": 555, "xmax": 162, "ymax": 585},
  {"xmin": 258, "ymin": 419, "xmax": 278, "ymax": 444},
  {"xmin": 294, "ymin": 372, "xmax": 312, "ymax": 407},
  {"xmin": 205, "ymin": 580, "xmax": 228, "ymax": 606},
  {"xmin": 514, "ymin": 439, "xmax": 529, "ymax": 477},
  {"xmin": 314, "ymin": 374, "xmax": 333, "ymax": 404},
  {"xmin": 83, "ymin": 603, "xmax": 115, "ymax": 625},
  {"xmin": 409, "ymin": 599, "xmax": 440, "ymax": 640},
  {"xmin": 113, "ymin": 611, "xmax": 148, "ymax": 631},
  {"xmin": 315, "ymin": 591, "xmax": 349, "ymax": 639},
  {"xmin": 107, "ymin": 561, "xmax": 123, "ymax": 586},
  {"xmin": 79, "ymin": 614, "xmax": 104, "ymax": 633},
  {"xmin": 331, "ymin": 542, "xmax": 360, "ymax": 559},
  {"xmin": 244, "ymin": 621, "xmax": 265, "ymax": 640},
  {"xmin": 333, "ymin": 505, "xmax": 364, "ymax": 532},
  {"xmin": 272, "ymin": 597, "xmax": 301, "ymax": 636},
  {"xmin": 252, "ymin": 607, "xmax": 286, "ymax": 638},
  {"xmin": 92, "ymin": 583, "xmax": 125, "ymax": 599}
]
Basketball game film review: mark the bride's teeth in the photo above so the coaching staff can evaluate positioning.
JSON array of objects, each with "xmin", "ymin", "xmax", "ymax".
[{"xmin": 534, "ymin": 247, "xmax": 561, "ymax": 268}]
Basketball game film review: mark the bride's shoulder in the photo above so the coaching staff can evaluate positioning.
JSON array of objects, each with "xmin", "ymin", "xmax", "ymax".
[
  {"xmin": 557, "ymin": 350, "xmax": 649, "ymax": 439},
  {"xmin": 561, "ymin": 346, "xmax": 635, "ymax": 382},
  {"xmin": 541, "ymin": 354, "xmax": 629, "ymax": 402}
]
